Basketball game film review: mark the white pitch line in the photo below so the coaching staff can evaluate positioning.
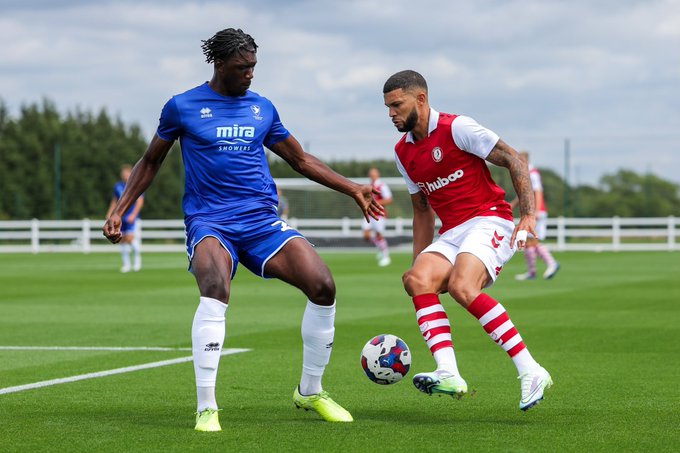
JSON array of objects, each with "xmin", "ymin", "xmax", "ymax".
[
  {"xmin": 0, "ymin": 348, "xmax": 250, "ymax": 395},
  {"xmin": 0, "ymin": 346, "xmax": 192, "ymax": 351}
]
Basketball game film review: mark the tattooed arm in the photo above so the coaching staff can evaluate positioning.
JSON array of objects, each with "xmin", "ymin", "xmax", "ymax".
[{"xmin": 486, "ymin": 139, "xmax": 536, "ymax": 248}]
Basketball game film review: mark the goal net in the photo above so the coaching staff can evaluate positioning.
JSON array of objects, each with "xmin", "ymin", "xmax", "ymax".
[{"xmin": 274, "ymin": 177, "xmax": 419, "ymax": 249}]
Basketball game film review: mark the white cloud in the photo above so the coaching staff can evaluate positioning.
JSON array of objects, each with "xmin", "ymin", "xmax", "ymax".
[{"xmin": 0, "ymin": 0, "xmax": 678, "ymax": 184}]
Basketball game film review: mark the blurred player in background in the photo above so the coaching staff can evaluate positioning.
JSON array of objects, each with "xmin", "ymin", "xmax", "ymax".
[
  {"xmin": 103, "ymin": 28, "xmax": 382, "ymax": 431},
  {"xmin": 383, "ymin": 70, "xmax": 552, "ymax": 411},
  {"xmin": 511, "ymin": 152, "xmax": 560, "ymax": 280},
  {"xmin": 362, "ymin": 167, "xmax": 393, "ymax": 266},
  {"xmin": 105, "ymin": 164, "xmax": 144, "ymax": 273}
]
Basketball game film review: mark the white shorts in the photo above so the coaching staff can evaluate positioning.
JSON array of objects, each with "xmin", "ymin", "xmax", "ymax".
[
  {"xmin": 534, "ymin": 212, "xmax": 548, "ymax": 240},
  {"xmin": 422, "ymin": 216, "xmax": 516, "ymax": 287},
  {"xmin": 363, "ymin": 216, "xmax": 386, "ymax": 235}
]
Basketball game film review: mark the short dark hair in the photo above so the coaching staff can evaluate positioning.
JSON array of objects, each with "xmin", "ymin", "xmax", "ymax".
[
  {"xmin": 383, "ymin": 70, "xmax": 428, "ymax": 94},
  {"xmin": 201, "ymin": 28, "xmax": 258, "ymax": 64}
]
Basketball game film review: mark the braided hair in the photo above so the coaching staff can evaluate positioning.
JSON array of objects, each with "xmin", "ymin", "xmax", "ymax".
[{"xmin": 201, "ymin": 28, "xmax": 258, "ymax": 64}]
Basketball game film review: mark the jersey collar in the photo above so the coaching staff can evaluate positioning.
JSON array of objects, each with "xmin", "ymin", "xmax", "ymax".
[{"xmin": 405, "ymin": 108, "xmax": 439, "ymax": 144}]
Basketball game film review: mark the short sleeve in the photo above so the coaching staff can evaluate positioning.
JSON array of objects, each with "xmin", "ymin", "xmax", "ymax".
[
  {"xmin": 264, "ymin": 104, "xmax": 290, "ymax": 148},
  {"xmin": 380, "ymin": 183, "xmax": 393, "ymax": 200},
  {"xmin": 451, "ymin": 115, "xmax": 499, "ymax": 159},
  {"xmin": 156, "ymin": 97, "xmax": 182, "ymax": 142},
  {"xmin": 395, "ymin": 153, "xmax": 420, "ymax": 194}
]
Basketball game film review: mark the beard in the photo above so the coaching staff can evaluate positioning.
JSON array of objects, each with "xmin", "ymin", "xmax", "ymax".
[{"xmin": 397, "ymin": 108, "xmax": 418, "ymax": 132}]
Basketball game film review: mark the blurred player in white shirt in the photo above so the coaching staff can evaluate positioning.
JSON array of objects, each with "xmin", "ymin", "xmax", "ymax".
[
  {"xmin": 511, "ymin": 152, "xmax": 560, "ymax": 280},
  {"xmin": 362, "ymin": 168, "xmax": 393, "ymax": 266}
]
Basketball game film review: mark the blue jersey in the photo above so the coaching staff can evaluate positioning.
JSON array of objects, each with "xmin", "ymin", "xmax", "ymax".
[
  {"xmin": 156, "ymin": 82, "xmax": 290, "ymax": 220},
  {"xmin": 113, "ymin": 181, "xmax": 142, "ymax": 220}
]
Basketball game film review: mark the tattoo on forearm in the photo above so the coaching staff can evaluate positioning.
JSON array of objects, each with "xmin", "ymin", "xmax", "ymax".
[
  {"xmin": 487, "ymin": 142, "xmax": 534, "ymax": 217},
  {"xmin": 513, "ymin": 169, "xmax": 534, "ymax": 217}
]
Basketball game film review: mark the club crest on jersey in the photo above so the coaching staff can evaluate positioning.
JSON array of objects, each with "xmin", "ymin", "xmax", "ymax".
[
  {"xmin": 200, "ymin": 107, "xmax": 212, "ymax": 119},
  {"xmin": 431, "ymin": 147, "xmax": 443, "ymax": 162},
  {"xmin": 250, "ymin": 105, "xmax": 263, "ymax": 120}
]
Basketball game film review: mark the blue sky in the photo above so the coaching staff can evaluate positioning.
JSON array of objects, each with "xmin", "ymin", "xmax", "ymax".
[{"xmin": 1, "ymin": 0, "xmax": 678, "ymax": 185}]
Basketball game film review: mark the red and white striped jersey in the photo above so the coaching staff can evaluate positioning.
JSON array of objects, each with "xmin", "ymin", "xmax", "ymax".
[
  {"xmin": 394, "ymin": 109, "xmax": 513, "ymax": 234},
  {"xmin": 372, "ymin": 179, "xmax": 392, "ymax": 203},
  {"xmin": 372, "ymin": 178, "xmax": 392, "ymax": 218}
]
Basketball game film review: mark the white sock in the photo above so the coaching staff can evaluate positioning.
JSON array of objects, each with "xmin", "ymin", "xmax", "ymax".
[
  {"xmin": 120, "ymin": 243, "xmax": 131, "ymax": 268},
  {"xmin": 299, "ymin": 300, "xmax": 335, "ymax": 396},
  {"xmin": 433, "ymin": 347, "xmax": 461, "ymax": 376},
  {"xmin": 511, "ymin": 348, "xmax": 540, "ymax": 375},
  {"xmin": 192, "ymin": 297, "xmax": 227, "ymax": 412},
  {"xmin": 131, "ymin": 240, "xmax": 141, "ymax": 269},
  {"xmin": 196, "ymin": 386, "xmax": 217, "ymax": 414},
  {"xmin": 377, "ymin": 238, "xmax": 389, "ymax": 257}
]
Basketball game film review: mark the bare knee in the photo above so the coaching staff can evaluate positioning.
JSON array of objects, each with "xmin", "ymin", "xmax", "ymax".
[
  {"xmin": 306, "ymin": 271, "xmax": 336, "ymax": 306},
  {"xmin": 194, "ymin": 270, "xmax": 230, "ymax": 303},
  {"xmin": 447, "ymin": 275, "xmax": 480, "ymax": 308},
  {"xmin": 402, "ymin": 267, "xmax": 436, "ymax": 297}
]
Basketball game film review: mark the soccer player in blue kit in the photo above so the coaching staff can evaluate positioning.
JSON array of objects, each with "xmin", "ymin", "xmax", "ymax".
[
  {"xmin": 105, "ymin": 164, "xmax": 144, "ymax": 273},
  {"xmin": 103, "ymin": 28, "xmax": 383, "ymax": 432}
]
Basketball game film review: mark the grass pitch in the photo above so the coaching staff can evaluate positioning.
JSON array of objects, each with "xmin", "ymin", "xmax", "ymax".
[{"xmin": 0, "ymin": 250, "xmax": 679, "ymax": 452}]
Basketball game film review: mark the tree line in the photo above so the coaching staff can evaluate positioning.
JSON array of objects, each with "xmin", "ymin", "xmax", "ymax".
[{"xmin": 0, "ymin": 99, "xmax": 677, "ymax": 220}]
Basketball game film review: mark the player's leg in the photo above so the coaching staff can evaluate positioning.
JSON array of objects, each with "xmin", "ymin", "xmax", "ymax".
[
  {"xmin": 119, "ymin": 233, "xmax": 133, "ymax": 273},
  {"xmin": 535, "ymin": 214, "xmax": 560, "ymax": 279},
  {"xmin": 402, "ymin": 252, "xmax": 467, "ymax": 397},
  {"xmin": 264, "ymin": 238, "xmax": 352, "ymax": 422},
  {"xmin": 362, "ymin": 221, "xmax": 372, "ymax": 244},
  {"xmin": 189, "ymin": 238, "xmax": 233, "ymax": 431},
  {"xmin": 130, "ymin": 222, "xmax": 142, "ymax": 272},
  {"xmin": 516, "ymin": 237, "xmax": 538, "ymax": 280},
  {"xmin": 363, "ymin": 218, "xmax": 383, "ymax": 262},
  {"xmin": 375, "ymin": 219, "xmax": 390, "ymax": 266},
  {"xmin": 447, "ymin": 223, "xmax": 551, "ymax": 410}
]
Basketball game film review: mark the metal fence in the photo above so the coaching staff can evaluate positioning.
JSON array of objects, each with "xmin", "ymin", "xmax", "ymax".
[{"xmin": 0, "ymin": 217, "xmax": 677, "ymax": 253}]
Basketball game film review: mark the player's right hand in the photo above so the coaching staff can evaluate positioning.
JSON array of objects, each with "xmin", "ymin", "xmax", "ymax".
[
  {"xmin": 103, "ymin": 214, "xmax": 123, "ymax": 244},
  {"xmin": 355, "ymin": 184, "xmax": 385, "ymax": 221}
]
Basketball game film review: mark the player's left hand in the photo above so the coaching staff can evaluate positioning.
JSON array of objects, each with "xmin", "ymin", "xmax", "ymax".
[
  {"xmin": 124, "ymin": 214, "xmax": 135, "ymax": 223},
  {"xmin": 511, "ymin": 214, "xmax": 536, "ymax": 250},
  {"xmin": 354, "ymin": 184, "xmax": 385, "ymax": 221}
]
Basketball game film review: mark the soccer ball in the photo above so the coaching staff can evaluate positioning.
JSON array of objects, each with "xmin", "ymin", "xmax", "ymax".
[{"xmin": 360, "ymin": 334, "xmax": 411, "ymax": 385}]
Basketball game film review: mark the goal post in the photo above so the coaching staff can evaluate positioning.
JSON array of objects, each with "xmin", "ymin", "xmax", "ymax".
[{"xmin": 274, "ymin": 177, "xmax": 418, "ymax": 248}]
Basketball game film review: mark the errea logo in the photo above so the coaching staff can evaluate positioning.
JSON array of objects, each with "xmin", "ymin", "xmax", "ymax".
[
  {"xmin": 204, "ymin": 342, "xmax": 220, "ymax": 352},
  {"xmin": 200, "ymin": 107, "xmax": 212, "ymax": 118},
  {"xmin": 417, "ymin": 169, "xmax": 465, "ymax": 195}
]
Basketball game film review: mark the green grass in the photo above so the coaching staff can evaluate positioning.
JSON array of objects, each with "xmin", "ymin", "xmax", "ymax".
[{"xmin": 1, "ymin": 251, "xmax": 679, "ymax": 452}]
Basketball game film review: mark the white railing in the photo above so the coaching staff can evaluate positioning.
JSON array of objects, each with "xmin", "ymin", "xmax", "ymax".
[{"xmin": 0, "ymin": 217, "xmax": 677, "ymax": 253}]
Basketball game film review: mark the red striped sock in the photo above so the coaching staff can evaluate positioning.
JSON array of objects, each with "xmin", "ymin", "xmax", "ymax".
[
  {"xmin": 467, "ymin": 293, "xmax": 526, "ymax": 357},
  {"xmin": 412, "ymin": 294, "xmax": 453, "ymax": 354}
]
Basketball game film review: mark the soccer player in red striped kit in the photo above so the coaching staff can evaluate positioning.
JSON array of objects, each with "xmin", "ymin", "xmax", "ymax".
[{"xmin": 383, "ymin": 70, "xmax": 552, "ymax": 411}]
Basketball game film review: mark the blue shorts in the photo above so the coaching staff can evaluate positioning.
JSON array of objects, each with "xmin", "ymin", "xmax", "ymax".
[
  {"xmin": 185, "ymin": 207, "xmax": 305, "ymax": 279},
  {"xmin": 121, "ymin": 219, "xmax": 137, "ymax": 235}
]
